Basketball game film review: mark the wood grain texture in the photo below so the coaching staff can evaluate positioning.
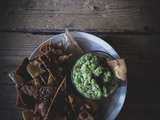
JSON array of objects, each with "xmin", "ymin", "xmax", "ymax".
[
  {"xmin": 0, "ymin": 0, "xmax": 160, "ymax": 32},
  {"xmin": 0, "ymin": 32, "xmax": 160, "ymax": 119},
  {"xmin": 0, "ymin": 0, "xmax": 159, "ymax": 119}
]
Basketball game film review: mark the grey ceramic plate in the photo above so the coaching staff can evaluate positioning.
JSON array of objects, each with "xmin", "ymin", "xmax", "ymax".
[{"xmin": 30, "ymin": 32, "xmax": 127, "ymax": 120}]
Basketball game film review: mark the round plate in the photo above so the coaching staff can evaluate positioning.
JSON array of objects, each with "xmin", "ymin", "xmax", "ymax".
[{"xmin": 30, "ymin": 32, "xmax": 127, "ymax": 120}]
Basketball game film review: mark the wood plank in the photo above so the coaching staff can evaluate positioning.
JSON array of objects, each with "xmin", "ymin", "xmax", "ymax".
[
  {"xmin": 0, "ymin": 0, "xmax": 160, "ymax": 32},
  {"xmin": 0, "ymin": 85, "xmax": 17, "ymax": 109},
  {"xmin": 0, "ymin": 110, "xmax": 21, "ymax": 120},
  {"xmin": 0, "ymin": 32, "xmax": 160, "ymax": 120}
]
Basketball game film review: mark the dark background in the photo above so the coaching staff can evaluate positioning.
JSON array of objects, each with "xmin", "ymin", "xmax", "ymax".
[{"xmin": 0, "ymin": 0, "xmax": 160, "ymax": 120}]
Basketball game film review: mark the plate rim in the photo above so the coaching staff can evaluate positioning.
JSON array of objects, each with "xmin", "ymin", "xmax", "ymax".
[{"xmin": 29, "ymin": 31, "xmax": 127, "ymax": 120}]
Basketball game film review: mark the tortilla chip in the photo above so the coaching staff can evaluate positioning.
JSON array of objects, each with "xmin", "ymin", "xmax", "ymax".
[{"xmin": 107, "ymin": 59, "xmax": 127, "ymax": 81}]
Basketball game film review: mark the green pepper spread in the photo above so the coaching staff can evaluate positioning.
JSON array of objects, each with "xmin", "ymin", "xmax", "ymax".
[{"xmin": 72, "ymin": 53, "xmax": 119, "ymax": 99}]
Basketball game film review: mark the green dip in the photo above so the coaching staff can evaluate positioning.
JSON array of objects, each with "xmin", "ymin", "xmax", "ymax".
[{"xmin": 72, "ymin": 53, "xmax": 119, "ymax": 99}]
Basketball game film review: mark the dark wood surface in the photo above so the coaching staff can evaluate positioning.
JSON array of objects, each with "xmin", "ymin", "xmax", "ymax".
[
  {"xmin": 0, "ymin": 0, "xmax": 160, "ymax": 33},
  {"xmin": 0, "ymin": 0, "xmax": 160, "ymax": 120}
]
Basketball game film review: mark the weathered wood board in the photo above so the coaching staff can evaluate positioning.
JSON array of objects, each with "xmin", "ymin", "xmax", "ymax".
[{"xmin": 0, "ymin": 0, "xmax": 160, "ymax": 32}]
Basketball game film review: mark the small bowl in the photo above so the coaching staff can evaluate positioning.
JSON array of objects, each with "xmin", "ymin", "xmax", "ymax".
[{"xmin": 71, "ymin": 51, "xmax": 116, "ymax": 100}]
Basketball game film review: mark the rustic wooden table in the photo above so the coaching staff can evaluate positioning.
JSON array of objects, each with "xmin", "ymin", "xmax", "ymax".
[{"xmin": 0, "ymin": 0, "xmax": 160, "ymax": 120}]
